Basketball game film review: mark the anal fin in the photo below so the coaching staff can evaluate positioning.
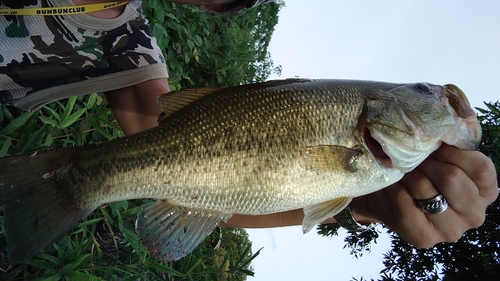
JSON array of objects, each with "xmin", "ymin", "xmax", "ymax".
[
  {"xmin": 136, "ymin": 199, "xmax": 232, "ymax": 261},
  {"xmin": 302, "ymin": 197, "xmax": 352, "ymax": 233}
]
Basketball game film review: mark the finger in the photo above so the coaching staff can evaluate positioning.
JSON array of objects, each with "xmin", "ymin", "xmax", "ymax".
[
  {"xmin": 378, "ymin": 181, "xmax": 451, "ymax": 248},
  {"xmin": 415, "ymin": 157, "xmax": 476, "ymax": 212},
  {"xmin": 400, "ymin": 168, "xmax": 455, "ymax": 220},
  {"xmin": 399, "ymin": 168, "xmax": 470, "ymax": 246},
  {"xmin": 401, "ymin": 165, "xmax": 440, "ymax": 201},
  {"xmin": 417, "ymin": 154, "xmax": 489, "ymax": 228},
  {"xmin": 429, "ymin": 144, "xmax": 498, "ymax": 203},
  {"xmin": 408, "ymin": 156, "xmax": 493, "ymax": 247}
]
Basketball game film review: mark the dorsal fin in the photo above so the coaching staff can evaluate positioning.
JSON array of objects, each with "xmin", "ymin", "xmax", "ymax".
[
  {"xmin": 155, "ymin": 79, "xmax": 312, "ymax": 124},
  {"xmin": 157, "ymin": 87, "xmax": 220, "ymax": 124}
]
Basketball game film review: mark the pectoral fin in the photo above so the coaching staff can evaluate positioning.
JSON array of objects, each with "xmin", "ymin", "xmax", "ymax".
[
  {"xmin": 136, "ymin": 199, "xmax": 231, "ymax": 261},
  {"xmin": 302, "ymin": 197, "xmax": 352, "ymax": 233},
  {"xmin": 298, "ymin": 145, "xmax": 362, "ymax": 172}
]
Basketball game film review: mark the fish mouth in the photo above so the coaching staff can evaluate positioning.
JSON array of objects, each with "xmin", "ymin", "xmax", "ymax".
[
  {"xmin": 363, "ymin": 128, "xmax": 392, "ymax": 168},
  {"xmin": 440, "ymin": 84, "xmax": 482, "ymax": 149},
  {"xmin": 363, "ymin": 117, "xmax": 440, "ymax": 173}
]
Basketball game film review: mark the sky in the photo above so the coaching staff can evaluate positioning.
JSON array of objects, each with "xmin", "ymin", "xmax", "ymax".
[{"xmin": 246, "ymin": 0, "xmax": 500, "ymax": 280}]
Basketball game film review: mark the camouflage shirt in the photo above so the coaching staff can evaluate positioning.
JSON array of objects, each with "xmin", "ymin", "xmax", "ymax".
[{"xmin": 0, "ymin": 0, "xmax": 168, "ymax": 111}]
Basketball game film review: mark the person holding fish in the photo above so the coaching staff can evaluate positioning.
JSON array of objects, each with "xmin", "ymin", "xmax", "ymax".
[{"xmin": 0, "ymin": 0, "xmax": 497, "ymax": 263}]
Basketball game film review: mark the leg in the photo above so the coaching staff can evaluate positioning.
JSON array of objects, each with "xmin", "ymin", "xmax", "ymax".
[{"xmin": 105, "ymin": 78, "xmax": 170, "ymax": 135}]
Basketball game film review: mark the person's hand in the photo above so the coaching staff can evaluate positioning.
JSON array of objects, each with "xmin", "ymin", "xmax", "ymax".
[{"xmin": 351, "ymin": 144, "xmax": 498, "ymax": 248}]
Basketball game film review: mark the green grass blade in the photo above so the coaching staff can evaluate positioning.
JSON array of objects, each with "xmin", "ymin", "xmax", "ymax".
[
  {"xmin": 90, "ymin": 121, "xmax": 114, "ymax": 140},
  {"xmin": 39, "ymin": 116, "xmax": 59, "ymax": 127},
  {"xmin": 42, "ymin": 106, "xmax": 62, "ymax": 123},
  {"xmin": 60, "ymin": 108, "xmax": 86, "ymax": 129},
  {"xmin": 0, "ymin": 111, "xmax": 33, "ymax": 135},
  {"xmin": 1, "ymin": 105, "xmax": 15, "ymax": 121},
  {"xmin": 218, "ymin": 249, "xmax": 231, "ymax": 271},
  {"xmin": 64, "ymin": 254, "xmax": 91, "ymax": 271},
  {"xmin": 37, "ymin": 253, "xmax": 63, "ymax": 266},
  {"xmin": 32, "ymin": 273, "xmax": 62, "ymax": 281},
  {"xmin": 0, "ymin": 138, "xmax": 12, "ymax": 157},
  {"xmin": 77, "ymin": 218, "xmax": 104, "ymax": 228},
  {"xmin": 21, "ymin": 124, "xmax": 50, "ymax": 152},
  {"xmin": 60, "ymin": 96, "xmax": 77, "ymax": 122},
  {"xmin": 239, "ymin": 246, "xmax": 262, "ymax": 269},
  {"xmin": 26, "ymin": 259, "xmax": 57, "ymax": 270},
  {"xmin": 145, "ymin": 261, "xmax": 187, "ymax": 277}
]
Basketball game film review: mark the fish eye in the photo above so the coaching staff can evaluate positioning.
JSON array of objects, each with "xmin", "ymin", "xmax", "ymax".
[{"xmin": 415, "ymin": 83, "xmax": 431, "ymax": 95}]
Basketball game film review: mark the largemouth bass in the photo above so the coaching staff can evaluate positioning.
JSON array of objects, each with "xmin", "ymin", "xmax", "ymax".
[{"xmin": 0, "ymin": 79, "xmax": 480, "ymax": 263}]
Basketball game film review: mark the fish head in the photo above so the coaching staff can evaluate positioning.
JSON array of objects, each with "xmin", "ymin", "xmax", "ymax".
[{"xmin": 363, "ymin": 82, "xmax": 481, "ymax": 173}]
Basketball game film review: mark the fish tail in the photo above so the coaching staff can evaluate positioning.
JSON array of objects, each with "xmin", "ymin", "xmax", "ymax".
[{"xmin": 0, "ymin": 149, "xmax": 92, "ymax": 264}]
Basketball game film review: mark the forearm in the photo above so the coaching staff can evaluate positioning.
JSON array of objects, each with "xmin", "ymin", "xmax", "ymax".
[
  {"xmin": 221, "ymin": 197, "xmax": 377, "ymax": 229},
  {"xmin": 221, "ymin": 209, "xmax": 305, "ymax": 228}
]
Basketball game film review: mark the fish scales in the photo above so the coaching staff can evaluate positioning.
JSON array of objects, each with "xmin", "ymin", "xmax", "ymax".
[
  {"xmin": 71, "ymin": 80, "xmax": 368, "ymax": 212},
  {"xmin": 0, "ymin": 79, "xmax": 481, "ymax": 263}
]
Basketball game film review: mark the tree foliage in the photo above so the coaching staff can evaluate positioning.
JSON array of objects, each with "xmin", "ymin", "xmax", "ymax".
[
  {"xmin": 319, "ymin": 102, "xmax": 500, "ymax": 281},
  {"xmin": 0, "ymin": 2, "xmax": 282, "ymax": 280},
  {"xmin": 142, "ymin": 0, "xmax": 282, "ymax": 89},
  {"xmin": 317, "ymin": 223, "xmax": 381, "ymax": 259}
]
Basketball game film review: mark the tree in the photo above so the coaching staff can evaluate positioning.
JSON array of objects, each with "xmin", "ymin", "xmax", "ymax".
[
  {"xmin": 318, "ymin": 102, "xmax": 500, "ymax": 281},
  {"xmin": 142, "ymin": 0, "xmax": 282, "ymax": 89}
]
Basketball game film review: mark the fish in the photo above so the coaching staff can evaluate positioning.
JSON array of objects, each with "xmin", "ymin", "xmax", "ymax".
[{"xmin": 0, "ymin": 79, "xmax": 481, "ymax": 263}]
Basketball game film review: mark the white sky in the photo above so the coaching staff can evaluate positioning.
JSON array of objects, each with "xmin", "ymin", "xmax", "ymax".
[{"xmin": 247, "ymin": 0, "xmax": 500, "ymax": 280}]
